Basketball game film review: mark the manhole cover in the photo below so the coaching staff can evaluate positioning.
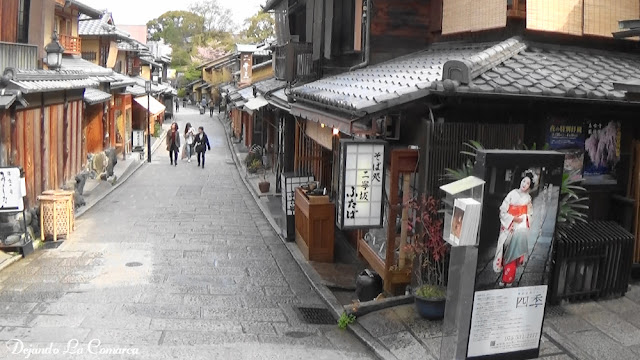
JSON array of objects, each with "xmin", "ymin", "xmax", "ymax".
[
  {"xmin": 293, "ymin": 307, "xmax": 335, "ymax": 325},
  {"xmin": 125, "ymin": 262, "xmax": 143, "ymax": 267},
  {"xmin": 285, "ymin": 331, "xmax": 313, "ymax": 338},
  {"xmin": 42, "ymin": 241, "xmax": 64, "ymax": 250}
]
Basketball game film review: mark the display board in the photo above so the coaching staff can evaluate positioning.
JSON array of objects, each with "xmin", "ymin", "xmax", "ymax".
[
  {"xmin": 0, "ymin": 167, "xmax": 26, "ymax": 212},
  {"xmin": 337, "ymin": 140, "xmax": 386, "ymax": 229}
]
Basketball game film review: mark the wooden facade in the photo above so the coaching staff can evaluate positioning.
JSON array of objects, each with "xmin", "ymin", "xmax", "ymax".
[
  {"xmin": 110, "ymin": 93, "xmax": 132, "ymax": 154},
  {"xmin": 84, "ymin": 103, "xmax": 104, "ymax": 153},
  {"xmin": 0, "ymin": 91, "xmax": 85, "ymax": 207}
]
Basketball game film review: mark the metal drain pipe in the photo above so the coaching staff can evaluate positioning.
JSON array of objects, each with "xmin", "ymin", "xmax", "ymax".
[{"xmin": 350, "ymin": 0, "xmax": 371, "ymax": 72}]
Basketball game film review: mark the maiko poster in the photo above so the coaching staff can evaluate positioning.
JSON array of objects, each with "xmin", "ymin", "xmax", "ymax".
[{"xmin": 469, "ymin": 150, "xmax": 565, "ymax": 360}]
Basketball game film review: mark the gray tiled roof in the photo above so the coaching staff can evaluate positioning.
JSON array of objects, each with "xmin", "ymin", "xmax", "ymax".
[
  {"xmin": 84, "ymin": 87, "xmax": 111, "ymax": 105},
  {"xmin": 238, "ymin": 87, "xmax": 255, "ymax": 101},
  {"xmin": 61, "ymin": 56, "xmax": 113, "ymax": 77},
  {"xmin": 434, "ymin": 37, "xmax": 638, "ymax": 101},
  {"xmin": 126, "ymin": 85, "xmax": 146, "ymax": 96},
  {"xmin": 7, "ymin": 69, "xmax": 98, "ymax": 93},
  {"xmin": 79, "ymin": 17, "xmax": 131, "ymax": 39},
  {"xmin": 253, "ymin": 77, "xmax": 286, "ymax": 95},
  {"xmin": 291, "ymin": 42, "xmax": 494, "ymax": 114},
  {"xmin": 110, "ymin": 72, "xmax": 136, "ymax": 89}
]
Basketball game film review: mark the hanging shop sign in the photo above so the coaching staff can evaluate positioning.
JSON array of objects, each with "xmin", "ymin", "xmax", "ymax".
[
  {"xmin": 240, "ymin": 52, "xmax": 253, "ymax": 85},
  {"xmin": 0, "ymin": 167, "xmax": 26, "ymax": 213},
  {"xmin": 337, "ymin": 140, "xmax": 386, "ymax": 230}
]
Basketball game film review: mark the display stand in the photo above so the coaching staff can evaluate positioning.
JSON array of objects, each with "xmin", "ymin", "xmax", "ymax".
[
  {"xmin": 439, "ymin": 176, "xmax": 486, "ymax": 360},
  {"xmin": 280, "ymin": 173, "xmax": 315, "ymax": 241},
  {"xmin": 294, "ymin": 187, "xmax": 335, "ymax": 262},
  {"xmin": 356, "ymin": 149, "xmax": 419, "ymax": 294},
  {"xmin": 0, "ymin": 167, "xmax": 33, "ymax": 257}
]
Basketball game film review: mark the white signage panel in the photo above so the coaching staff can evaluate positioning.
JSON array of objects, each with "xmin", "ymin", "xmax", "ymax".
[
  {"xmin": 132, "ymin": 130, "xmax": 145, "ymax": 149},
  {"xmin": 0, "ymin": 167, "xmax": 25, "ymax": 212},
  {"xmin": 467, "ymin": 285, "xmax": 548, "ymax": 358},
  {"xmin": 337, "ymin": 140, "xmax": 386, "ymax": 229}
]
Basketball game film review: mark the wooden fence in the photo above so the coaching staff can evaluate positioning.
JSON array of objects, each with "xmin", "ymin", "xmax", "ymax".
[{"xmin": 424, "ymin": 122, "xmax": 525, "ymax": 195}]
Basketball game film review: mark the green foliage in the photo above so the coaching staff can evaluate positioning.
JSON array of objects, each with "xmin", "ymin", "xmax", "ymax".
[
  {"xmin": 556, "ymin": 171, "xmax": 589, "ymax": 237},
  {"xmin": 337, "ymin": 312, "xmax": 356, "ymax": 330},
  {"xmin": 443, "ymin": 140, "xmax": 485, "ymax": 181},
  {"xmin": 177, "ymin": 88, "xmax": 186, "ymax": 98},
  {"xmin": 189, "ymin": 0, "xmax": 234, "ymax": 33},
  {"xmin": 415, "ymin": 285, "xmax": 446, "ymax": 300},
  {"xmin": 184, "ymin": 65, "xmax": 202, "ymax": 82},
  {"xmin": 154, "ymin": 123, "xmax": 162, "ymax": 138},
  {"xmin": 249, "ymin": 159, "xmax": 262, "ymax": 171},
  {"xmin": 147, "ymin": 11, "xmax": 205, "ymax": 45},
  {"xmin": 241, "ymin": 11, "xmax": 275, "ymax": 43}
]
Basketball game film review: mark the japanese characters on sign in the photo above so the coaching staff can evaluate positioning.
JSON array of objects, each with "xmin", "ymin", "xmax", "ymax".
[
  {"xmin": 240, "ymin": 53, "xmax": 253, "ymax": 84},
  {"xmin": 467, "ymin": 285, "xmax": 548, "ymax": 358},
  {"xmin": 337, "ymin": 140, "xmax": 386, "ymax": 229},
  {"xmin": 132, "ymin": 130, "xmax": 145, "ymax": 149},
  {"xmin": 0, "ymin": 167, "xmax": 25, "ymax": 213},
  {"xmin": 281, "ymin": 174, "xmax": 314, "ymax": 216}
]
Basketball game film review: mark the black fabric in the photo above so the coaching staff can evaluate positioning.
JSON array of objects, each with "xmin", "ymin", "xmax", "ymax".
[
  {"xmin": 194, "ymin": 133, "xmax": 211, "ymax": 154},
  {"xmin": 197, "ymin": 151, "xmax": 206, "ymax": 167}
]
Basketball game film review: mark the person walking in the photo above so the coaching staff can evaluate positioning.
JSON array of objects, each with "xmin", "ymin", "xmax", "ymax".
[
  {"xmin": 219, "ymin": 95, "xmax": 226, "ymax": 114},
  {"xmin": 166, "ymin": 122, "xmax": 180, "ymax": 166},
  {"xmin": 194, "ymin": 126, "xmax": 211, "ymax": 168},
  {"xmin": 175, "ymin": 97, "xmax": 179, "ymax": 113},
  {"xmin": 183, "ymin": 122, "xmax": 196, "ymax": 163},
  {"xmin": 209, "ymin": 98, "xmax": 215, "ymax": 117},
  {"xmin": 200, "ymin": 98, "xmax": 207, "ymax": 114},
  {"xmin": 182, "ymin": 97, "xmax": 187, "ymax": 108}
]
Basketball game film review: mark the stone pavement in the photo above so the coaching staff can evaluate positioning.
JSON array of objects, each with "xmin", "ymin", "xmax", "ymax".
[{"xmin": 0, "ymin": 106, "xmax": 375, "ymax": 360}]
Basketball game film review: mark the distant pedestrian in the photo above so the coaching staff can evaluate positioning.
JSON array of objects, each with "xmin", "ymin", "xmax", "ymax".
[
  {"xmin": 219, "ymin": 96, "xmax": 226, "ymax": 114},
  {"xmin": 194, "ymin": 126, "xmax": 211, "ymax": 168},
  {"xmin": 175, "ymin": 97, "xmax": 179, "ymax": 113},
  {"xmin": 209, "ymin": 98, "xmax": 215, "ymax": 117},
  {"xmin": 183, "ymin": 97, "xmax": 187, "ymax": 107},
  {"xmin": 182, "ymin": 122, "xmax": 196, "ymax": 163},
  {"xmin": 166, "ymin": 122, "xmax": 180, "ymax": 166}
]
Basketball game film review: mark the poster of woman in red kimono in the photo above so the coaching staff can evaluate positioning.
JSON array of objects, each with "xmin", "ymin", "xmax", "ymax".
[{"xmin": 493, "ymin": 171, "xmax": 536, "ymax": 287}]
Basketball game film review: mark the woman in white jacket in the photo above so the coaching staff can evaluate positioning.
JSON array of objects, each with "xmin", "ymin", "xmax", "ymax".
[
  {"xmin": 493, "ymin": 171, "xmax": 535, "ymax": 287},
  {"xmin": 183, "ymin": 122, "xmax": 196, "ymax": 162}
]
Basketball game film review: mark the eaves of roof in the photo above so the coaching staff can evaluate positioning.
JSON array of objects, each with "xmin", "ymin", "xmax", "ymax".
[{"xmin": 84, "ymin": 87, "xmax": 112, "ymax": 105}]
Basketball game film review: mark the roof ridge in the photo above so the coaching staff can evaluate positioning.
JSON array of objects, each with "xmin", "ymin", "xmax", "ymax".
[{"xmin": 442, "ymin": 36, "xmax": 526, "ymax": 84}]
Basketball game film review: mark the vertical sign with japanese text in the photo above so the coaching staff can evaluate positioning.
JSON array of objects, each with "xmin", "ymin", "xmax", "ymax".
[
  {"xmin": 467, "ymin": 285, "xmax": 548, "ymax": 358},
  {"xmin": 0, "ymin": 167, "xmax": 25, "ymax": 212},
  {"xmin": 240, "ymin": 53, "xmax": 253, "ymax": 85},
  {"xmin": 337, "ymin": 140, "xmax": 386, "ymax": 229}
]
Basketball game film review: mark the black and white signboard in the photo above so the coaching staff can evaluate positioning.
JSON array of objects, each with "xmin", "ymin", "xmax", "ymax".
[
  {"xmin": 467, "ymin": 285, "xmax": 548, "ymax": 358},
  {"xmin": 0, "ymin": 167, "xmax": 25, "ymax": 212},
  {"xmin": 281, "ymin": 173, "xmax": 315, "ymax": 216},
  {"xmin": 337, "ymin": 140, "xmax": 386, "ymax": 230},
  {"xmin": 132, "ymin": 130, "xmax": 145, "ymax": 149}
]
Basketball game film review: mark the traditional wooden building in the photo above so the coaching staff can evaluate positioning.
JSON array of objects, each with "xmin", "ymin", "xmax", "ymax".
[{"xmin": 263, "ymin": 0, "xmax": 640, "ymax": 292}]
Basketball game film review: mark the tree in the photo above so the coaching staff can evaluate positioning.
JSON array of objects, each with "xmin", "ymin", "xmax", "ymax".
[
  {"xmin": 241, "ymin": 11, "xmax": 275, "ymax": 43},
  {"xmin": 147, "ymin": 11, "xmax": 205, "ymax": 46},
  {"xmin": 188, "ymin": 0, "xmax": 234, "ymax": 33}
]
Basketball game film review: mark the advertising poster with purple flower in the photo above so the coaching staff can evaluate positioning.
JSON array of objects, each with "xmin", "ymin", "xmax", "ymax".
[
  {"xmin": 547, "ymin": 120, "xmax": 585, "ymax": 180},
  {"xmin": 584, "ymin": 121, "xmax": 621, "ymax": 177}
]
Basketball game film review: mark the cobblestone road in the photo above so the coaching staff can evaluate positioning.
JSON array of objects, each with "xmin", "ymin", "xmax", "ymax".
[{"xmin": 0, "ymin": 107, "xmax": 375, "ymax": 360}]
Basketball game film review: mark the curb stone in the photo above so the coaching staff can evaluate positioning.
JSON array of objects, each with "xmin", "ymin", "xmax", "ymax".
[
  {"xmin": 217, "ymin": 115, "xmax": 396, "ymax": 360},
  {"xmin": 0, "ymin": 254, "xmax": 21, "ymax": 273}
]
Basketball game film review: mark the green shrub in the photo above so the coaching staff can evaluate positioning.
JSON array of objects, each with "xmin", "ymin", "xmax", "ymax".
[
  {"xmin": 337, "ymin": 312, "xmax": 356, "ymax": 330},
  {"xmin": 415, "ymin": 285, "xmax": 446, "ymax": 300}
]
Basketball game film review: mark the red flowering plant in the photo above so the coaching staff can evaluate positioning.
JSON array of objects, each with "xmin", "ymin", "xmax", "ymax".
[{"xmin": 403, "ymin": 194, "xmax": 449, "ymax": 300}]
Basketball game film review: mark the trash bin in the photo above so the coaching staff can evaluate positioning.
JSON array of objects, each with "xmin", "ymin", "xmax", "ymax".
[
  {"xmin": 41, "ymin": 190, "xmax": 75, "ymax": 231},
  {"xmin": 355, "ymin": 269, "xmax": 383, "ymax": 302},
  {"xmin": 38, "ymin": 192, "xmax": 74, "ymax": 242}
]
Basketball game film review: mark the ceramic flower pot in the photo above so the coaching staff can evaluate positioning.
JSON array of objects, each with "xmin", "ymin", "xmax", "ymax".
[
  {"xmin": 414, "ymin": 295, "xmax": 446, "ymax": 320},
  {"xmin": 258, "ymin": 181, "xmax": 271, "ymax": 193}
]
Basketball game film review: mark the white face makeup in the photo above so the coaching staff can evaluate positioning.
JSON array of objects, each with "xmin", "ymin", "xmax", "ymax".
[{"xmin": 520, "ymin": 176, "xmax": 531, "ymax": 192}]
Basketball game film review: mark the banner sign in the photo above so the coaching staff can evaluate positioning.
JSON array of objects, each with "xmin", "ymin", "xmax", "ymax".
[
  {"xmin": 0, "ymin": 167, "xmax": 25, "ymax": 212},
  {"xmin": 337, "ymin": 140, "xmax": 386, "ymax": 229}
]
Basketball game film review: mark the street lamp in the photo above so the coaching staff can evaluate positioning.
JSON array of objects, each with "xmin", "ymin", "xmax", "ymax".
[
  {"xmin": 44, "ymin": 32, "xmax": 65, "ymax": 70},
  {"xmin": 145, "ymin": 80, "xmax": 152, "ymax": 163}
]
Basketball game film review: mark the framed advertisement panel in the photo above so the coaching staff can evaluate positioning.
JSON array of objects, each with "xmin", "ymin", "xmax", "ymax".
[{"xmin": 467, "ymin": 150, "xmax": 564, "ymax": 360}]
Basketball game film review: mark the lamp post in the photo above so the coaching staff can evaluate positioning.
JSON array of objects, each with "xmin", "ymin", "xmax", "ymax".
[
  {"xmin": 145, "ymin": 80, "xmax": 152, "ymax": 163},
  {"xmin": 44, "ymin": 32, "xmax": 65, "ymax": 70}
]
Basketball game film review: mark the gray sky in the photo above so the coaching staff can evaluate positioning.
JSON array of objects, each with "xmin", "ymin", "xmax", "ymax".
[{"xmin": 81, "ymin": 0, "xmax": 265, "ymax": 28}]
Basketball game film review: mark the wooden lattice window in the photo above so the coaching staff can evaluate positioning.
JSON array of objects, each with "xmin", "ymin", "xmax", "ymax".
[{"xmin": 82, "ymin": 52, "xmax": 97, "ymax": 62}]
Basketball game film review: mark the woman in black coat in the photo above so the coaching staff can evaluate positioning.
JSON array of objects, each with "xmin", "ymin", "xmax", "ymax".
[{"xmin": 194, "ymin": 126, "xmax": 211, "ymax": 168}]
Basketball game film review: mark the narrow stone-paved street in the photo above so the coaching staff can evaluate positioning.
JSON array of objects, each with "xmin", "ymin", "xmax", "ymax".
[{"xmin": 0, "ymin": 107, "xmax": 375, "ymax": 359}]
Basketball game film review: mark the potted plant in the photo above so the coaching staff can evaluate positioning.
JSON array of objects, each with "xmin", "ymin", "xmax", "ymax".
[
  {"xmin": 247, "ymin": 159, "xmax": 261, "ymax": 174},
  {"xmin": 258, "ymin": 166, "xmax": 271, "ymax": 193},
  {"xmin": 404, "ymin": 194, "xmax": 449, "ymax": 320}
]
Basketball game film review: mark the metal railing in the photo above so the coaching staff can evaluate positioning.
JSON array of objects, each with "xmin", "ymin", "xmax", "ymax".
[
  {"xmin": 274, "ymin": 42, "xmax": 318, "ymax": 83},
  {"xmin": 59, "ymin": 34, "xmax": 82, "ymax": 54},
  {"xmin": 0, "ymin": 41, "xmax": 38, "ymax": 70}
]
